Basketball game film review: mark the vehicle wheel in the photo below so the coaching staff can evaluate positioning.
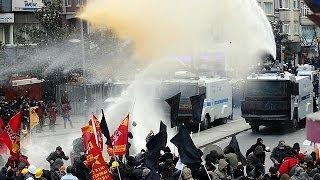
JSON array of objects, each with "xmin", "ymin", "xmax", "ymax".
[
  {"xmin": 298, "ymin": 118, "xmax": 306, "ymax": 128},
  {"xmin": 291, "ymin": 119, "xmax": 298, "ymax": 130},
  {"xmin": 219, "ymin": 118, "xmax": 227, "ymax": 125},
  {"xmin": 201, "ymin": 117, "xmax": 209, "ymax": 130},
  {"xmin": 251, "ymin": 125, "xmax": 259, "ymax": 133}
]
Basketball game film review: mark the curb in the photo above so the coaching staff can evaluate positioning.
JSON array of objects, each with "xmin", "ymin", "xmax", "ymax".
[{"xmin": 198, "ymin": 127, "xmax": 251, "ymax": 149}]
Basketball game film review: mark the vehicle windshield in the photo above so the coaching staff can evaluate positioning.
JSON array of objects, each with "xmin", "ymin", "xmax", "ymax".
[{"xmin": 246, "ymin": 81, "xmax": 288, "ymax": 97}]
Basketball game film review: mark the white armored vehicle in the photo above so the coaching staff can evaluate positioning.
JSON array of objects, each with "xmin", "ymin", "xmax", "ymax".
[
  {"xmin": 241, "ymin": 71, "xmax": 314, "ymax": 132},
  {"xmin": 160, "ymin": 72, "xmax": 232, "ymax": 130}
]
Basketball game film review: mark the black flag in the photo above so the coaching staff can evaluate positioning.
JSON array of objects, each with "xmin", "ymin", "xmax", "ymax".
[
  {"xmin": 145, "ymin": 121, "xmax": 167, "ymax": 170},
  {"xmin": 226, "ymin": 135, "xmax": 246, "ymax": 165},
  {"xmin": 190, "ymin": 93, "xmax": 205, "ymax": 123},
  {"xmin": 165, "ymin": 92, "xmax": 181, "ymax": 128},
  {"xmin": 100, "ymin": 109, "xmax": 113, "ymax": 148},
  {"xmin": 170, "ymin": 126, "xmax": 202, "ymax": 165}
]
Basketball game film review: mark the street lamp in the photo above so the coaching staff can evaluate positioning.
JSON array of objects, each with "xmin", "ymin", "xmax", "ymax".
[{"xmin": 68, "ymin": 23, "xmax": 87, "ymax": 107}]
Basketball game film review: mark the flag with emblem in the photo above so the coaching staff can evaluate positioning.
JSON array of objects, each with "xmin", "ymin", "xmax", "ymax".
[
  {"xmin": 107, "ymin": 114, "xmax": 129, "ymax": 156},
  {"xmin": 81, "ymin": 124, "xmax": 94, "ymax": 152},
  {"xmin": 0, "ymin": 112, "xmax": 22, "ymax": 157},
  {"xmin": 89, "ymin": 115, "xmax": 104, "ymax": 151},
  {"xmin": 84, "ymin": 134, "xmax": 112, "ymax": 180}
]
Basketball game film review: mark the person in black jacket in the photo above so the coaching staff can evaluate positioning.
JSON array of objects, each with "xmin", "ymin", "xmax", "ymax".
[
  {"xmin": 246, "ymin": 138, "xmax": 269, "ymax": 164},
  {"xmin": 47, "ymin": 146, "xmax": 69, "ymax": 169}
]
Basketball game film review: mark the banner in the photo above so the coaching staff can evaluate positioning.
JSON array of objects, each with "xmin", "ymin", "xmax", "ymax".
[
  {"xmin": 107, "ymin": 115, "xmax": 129, "ymax": 156},
  {"xmin": 12, "ymin": 0, "xmax": 44, "ymax": 12},
  {"xmin": 0, "ymin": 13, "xmax": 14, "ymax": 23},
  {"xmin": 81, "ymin": 125, "xmax": 94, "ymax": 152},
  {"xmin": 0, "ymin": 112, "xmax": 22, "ymax": 156},
  {"xmin": 85, "ymin": 136, "xmax": 112, "ymax": 180},
  {"xmin": 29, "ymin": 106, "xmax": 39, "ymax": 129}
]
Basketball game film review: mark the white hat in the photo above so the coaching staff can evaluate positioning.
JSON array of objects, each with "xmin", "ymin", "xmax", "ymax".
[{"xmin": 28, "ymin": 165, "xmax": 37, "ymax": 174}]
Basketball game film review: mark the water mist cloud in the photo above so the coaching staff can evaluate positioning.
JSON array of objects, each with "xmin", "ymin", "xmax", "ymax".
[{"xmin": 82, "ymin": 0, "xmax": 276, "ymax": 67}]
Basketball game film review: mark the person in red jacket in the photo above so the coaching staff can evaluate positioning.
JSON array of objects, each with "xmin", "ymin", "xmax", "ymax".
[
  {"xmin": 61, "ymin": 103, "xmax": 73, "ymax": 129},
  {"xmin": 5, "ymin": 154, "xmax": 30, "ymax": 170},
  {"xmin": 278, "ymin": 151, "xmax": 299, "ymax": 175},
  {"xmin": 48, "ymin": 101, "xmax": 58, "ymax": 132}
]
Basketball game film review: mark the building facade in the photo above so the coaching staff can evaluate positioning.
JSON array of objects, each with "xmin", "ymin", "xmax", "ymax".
[
  {"xmin": 62, "ymin": 0, "xmax": 88, "ymax": 34},
  {"xmin": 0, "ymin": 0, "xmax": 44, "ymax": 46},
  {"xmin": 300, "ymin": 0, "xmax": 320, "ymax": 61},
  {"xmin": 0, "ymin": 0, "xmax": 89, "ymax": 46},
  {"xmin": 257, "ymin": 0, "xmax": 276, "ymax": 22}
]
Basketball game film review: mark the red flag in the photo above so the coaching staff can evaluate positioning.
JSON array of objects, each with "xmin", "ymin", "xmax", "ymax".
[
  {"xmin": 84, "ymin": 135, "xmax": 112, "ymax": 180},
  {"xmin": 0, "ymin": 112, "xmax": 22, "ymax": 157},
  {"xmin": 107, "ymin": 114, "xmax": 129, "ymax": 156},
  {"xmin": 89, "ymin": 115, "xmax": 104, "ymax": 150},
  {"xmin": 0, "ymin": 118, "xmax": 6, "ymax": 154},
  {"xmin": 81, "ymin": 124, "xmax": 94, "ymax": 152}
]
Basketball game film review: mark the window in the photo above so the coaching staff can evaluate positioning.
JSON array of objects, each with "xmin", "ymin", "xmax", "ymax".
[
  {"xmin": 282, "ymin": 24, "xmax": 290, "ymax": 34},
  {"xmin": 64, "ymin": 0, "xmax": 71, "ymax": 6},
  {"xmin": 76, "ymin": 0, "xmax": 83, "ymax": 6},
  {"xmin": 293, "ymin": 0, "xmax": 298, "ymax": 9},
  {"xmin": 301, "ymin": 2, "xmax": 312, "ymax": 17},
  {"xmin": 264, "ymin": 2, "xmax": 273, "ymax": 15},
  {"xmin": 294, "ymin": 24, "xmax": 300, "ymax": 34},
  {"xmin": 280, "ymin": 0, "xmax": 290, "ymax": 9}
]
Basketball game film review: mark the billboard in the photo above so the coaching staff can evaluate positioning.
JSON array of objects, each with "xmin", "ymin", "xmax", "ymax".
[
  {"xmin": 0, "ymin": 13, "xmax": 14, "ymax": 23},
  {"xmin": 12, "ymin": 0, "xmax": 44, "ymax": 12}
]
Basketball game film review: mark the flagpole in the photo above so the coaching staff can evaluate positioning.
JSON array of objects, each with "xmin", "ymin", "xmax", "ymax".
[
  {"xmin": 112, "ymin": 149, "xmax": 122, "ymax": 180},
  {"xmin": 174, "ymin": 126, "xmax": 177, "ymax": 156},
  {"xmin": 202, "ymin": 163, "xmax": 212, "ymax": 180},
  {"xmin": 197, "ymin": 123, "xmax": 201, "ymax": 139},
  {"xmin": 91, "ymin": 113, "xmax": 99, "ymax": 149}
]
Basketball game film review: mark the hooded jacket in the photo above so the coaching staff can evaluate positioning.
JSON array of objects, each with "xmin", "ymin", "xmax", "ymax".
[
  {"xmin": 246, "ymin": 146, "xmax": 265, "ymax": 176},
  {"xmin": 278, "ymin": 156, "xmax": 298, "ymax": 175},
  {"xmin": 211, "ymin": 159, "xmax": 228, "ymax": 180}
]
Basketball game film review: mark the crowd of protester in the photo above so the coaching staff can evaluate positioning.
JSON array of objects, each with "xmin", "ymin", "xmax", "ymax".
[
  {"xmin": 0, "ymin": 94, "xmax": 73, "ymax": 133},
  {"xmin": 0, "ymin": 135, "xmax": 319, "ymax": 180}
]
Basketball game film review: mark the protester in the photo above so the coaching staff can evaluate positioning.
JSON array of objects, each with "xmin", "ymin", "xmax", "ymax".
[
  {"xmin": 1, "ymin": 103, "xmax": 320, "ymax": 180},
  {"xmin": 270, "ymin": 140, "xmax": 291, "ymax": 167},
  {"xmin": 61, "ymin": 166, "xmax": 78, "ymax": 180},
  {"xmin": 34, "ymin": 168, "xmax": 47, "ymax": 180},
  {"xmin": 211, "ymin": 159, "xmax": 228, "ymax": 180},
  {"xmin": 46, "ymin": 146, "xmax": 69, "ymax": 169},
  {"xmin": 35, "ymin": 101, "xmax": 46, "ymax": 132},
  {"xmin": 278, "ymin": 151, "xmax": 299, "ymax": 175},
  {"xmin": 25, "ymin": 165, "xmax": 36, "ymax": 180},
  {"xmin": 48, "ymin": 101, "xmax": 57, "ymax": 132},
  {"xmin": 61, "ymin": 103, "xmax": 73, "ymax": 129},
  {"xmin": 246, "ymin": 145, "xmax": 265, "ymax": 176},
  {"xmin": 246, "ymin": 138, "xmax": 269, "ymax": 164}
]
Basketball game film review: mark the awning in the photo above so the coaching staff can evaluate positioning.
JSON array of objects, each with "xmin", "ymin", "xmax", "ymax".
[
  {"xmin": 307, "ymin": 14, "xmax": 320, "ymax": 27},
  {"xmin": 12, "ymin": 78, "xmax": 44, "ymax": 86}
]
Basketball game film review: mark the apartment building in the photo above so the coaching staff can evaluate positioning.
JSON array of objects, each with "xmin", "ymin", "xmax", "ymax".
[
  {"xmin": 300, "ymin": 0, "xmax": 320, "ymax": 60},
  {"xmin": 257, "ymin": 0, "xmax": 276, "ymax": 21},
  {"xmin": 0, "ymin": 0, "xmax": 43, "ymax": 45},
  {"xmin": 62, "ymin": 0, "xmax": 88, "ymax": 34}
]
